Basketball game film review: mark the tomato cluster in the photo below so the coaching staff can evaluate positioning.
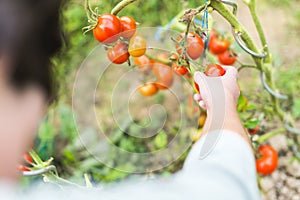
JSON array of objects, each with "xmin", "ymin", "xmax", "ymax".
[
  {"xmin": 93, "ymin": 14, "xmax": 146, "ymax": 64},
  {"xmin": 208, "ymin": 30, "xmax": 237, "ymax": 66},
  {"xmin": 92, "ymin": 16, "xmax": 234, "ymax": 100}
]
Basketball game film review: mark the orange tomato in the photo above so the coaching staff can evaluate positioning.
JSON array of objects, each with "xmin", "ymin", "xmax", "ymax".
[
  {"xmin": 128, "ymin": 34, "xmax": 147, "ymax": 57},
  {"xmin": 152, "ymin": 63, "xmax": 174, "ymax": 90},
  {"xmin": 138, "ymin": 83, "xmax": 158, "ymax": 96}
]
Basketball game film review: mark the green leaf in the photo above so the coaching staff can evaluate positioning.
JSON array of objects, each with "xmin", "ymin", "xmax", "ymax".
[
  {"xmin": 292, "ymin": 98, "xmax": 300, "ymax": 119},
  {"xmin": 237, "ymin": 94, "xmax": 248, "ymax": 112},
  {"xmin": 243, "ymin": 118, "xmax": 259, "ymax": 129},
  {"xmin": 245, "ymin": 103, "xmax": 257, "ymax": 111}
]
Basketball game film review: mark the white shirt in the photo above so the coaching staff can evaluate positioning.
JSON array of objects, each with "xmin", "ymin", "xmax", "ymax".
[{"xmin": 1, "ymin": 130, "xmax": 260, "ymax": 200}]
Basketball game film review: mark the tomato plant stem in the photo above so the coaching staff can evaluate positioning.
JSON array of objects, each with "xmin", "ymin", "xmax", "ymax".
[
  {"xmin": 247, "ymin": 0, "xmax": 271, "ymax": 63},
  {"xmin": 257, "ymin": 127, "xmax": 286, "ymax": 144},
  {"xmin": 29, "ymin": 150, "xmax": 44, "ymax": 165},
  {"xmin": 111, "ymin": 0, "xmax": 138, "ymax": 16},
  {"xmin": 144, "ymin": 53, "xmax": 171, "ymax": 65},
  {"xmin": 85, "ymin": 0, "xmax": 97, "ymax": 23},
  {"xmin": 237, "ymin": 64, "xmax": 257, "ymax": 72}
]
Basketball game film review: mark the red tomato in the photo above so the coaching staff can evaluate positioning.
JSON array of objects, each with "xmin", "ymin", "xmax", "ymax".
[
  {"xmin": 120, "ymin": 16, "xmax": 136, "ymax": 38},
  {"xmin": 133, "ymin": 55, "xmax": 153, "ymax": 73},
  {"xmin": 172, "ymin": 63, "xmax": 188, "ymax": 76},
  {"xmin": 107, "ymin": 42, "xmax": 129, "ymax": 64},
  {"xmin": 208, "ymin": 36, "xmax": 230, "ymax": 55},
  {"xmin": 256, "ymin": 145, "xmax": 278, "ymax": 175},
  {"xmin": 218, "ymin": 50, "xmax": 237, "ymax": 65},
  {"xmin": 23, "ymin": 153, "xmax": 33, "ymax": 164},
  {"xmin": 93, "ymin": 14, "xmax": 121, "ymax": 44},
  {"xmin": 205, "ymin": 64, "xmax": 226, "ymax": 77},
  {"xmin": 248, "ymin": 125, "xmax": 259, "ymax": 135},
  {"xmin": 194, "ymin": 64, "xmax": 225, "ymax": 93},
  {"xmin": 152, "ymin": 63, "xmax": 174, "ymax": 89},
  {"xmin": 128, "ymin": 34, "xmax": 147, "ymax": 57},
  {"xmin": 18, "ymin": 165, "xmax": 30, "ymax": 172},
  {"xmin": 133, "ymin": 55, "xmax": 149, "ymax": 67},
  {"xmin": 210, "ymin": 29, "xmax": 217, "ymax": 40},
  {"xmin": 138, "ymin": 83, "xmax": 158, "ymax": 96},
  {"xmin": 176, "ymin": 32, "xmax": 204, "ymax": 60}
]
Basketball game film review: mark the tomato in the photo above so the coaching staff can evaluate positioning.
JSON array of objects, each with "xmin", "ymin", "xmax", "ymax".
[
  {"xmin": 172, "ymin": 63, "xmax": 188, "ymax": 76},
  {"xmin": 256, "ymin": 145, "xmax": 278, "ymax": 175},
  {"xmin": 248, "ymin": 125, "xmax": 259, "ymax": 135},
  {"xmin": 107, "ymin": 42, "xmax": 129, "ymax": 64},
  {"xmin": 218, "ymin": 50, "xmax": 237, "ymax": 65},
  {"xmin": 208, "ymin": 36, "xmax": 230, "ymax": 55},
  {"xmin": 120, "ymin": 16, "xmax": 136, "ymax": 38},
  {"xmin": 138, "ymin": 83, "xmax": 158, "ymax": 96},
  {"xmin": 134, "ymin": 55, "xmax": 149, "ymax": 67},
  {"xmin": 205, "ymin": 64, "xmax": 226, "ymax": 77},
  {"xmin": 23, "ymin": 153, "xmax": 33, "ymax": 164},
  {"xmin": 152, "ymin": 63, "xmax": 174, "ymax": 89},
  {"xmin": 176, "ymin": 32, "xmax": 204, "ymax": 60},
  {"xmin": 133, "ymin": 55, "xmax": 154, "ymax": 73},
  {"xmin": 18, "ymin": 165, "xmax": 30, "ymax": 172},
  {"xmin": 210, "ymin": 29, "xmax": 217, "ymax": 40},
  {"xmin": 93, "ymin": 14, "xmax": 121, "ymax": 44},
  {"xmin": 194, "ymin": 64, "xmax": 225, "ymax": 93},
  {"xmin": 185, "ymin": 33, "xmax": 204, "ymax": 60},
  {"xmin": 128, "ymin": 34, "xmax": 147, "ymax": 57}
]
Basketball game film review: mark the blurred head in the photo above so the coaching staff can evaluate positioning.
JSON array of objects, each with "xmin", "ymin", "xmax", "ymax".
[
  {"xmin": 0, "ymin": 0, "xmax": 63, "ymax": 102},
  {"xmin": 0, "ymin": 0, "xmax": 63, "ymax": 181}
]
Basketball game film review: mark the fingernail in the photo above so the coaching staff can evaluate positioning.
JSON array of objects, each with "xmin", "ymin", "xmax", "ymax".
[{"xmin": 194, "ymin": 93, "xmax": 201, "ymax": 102}]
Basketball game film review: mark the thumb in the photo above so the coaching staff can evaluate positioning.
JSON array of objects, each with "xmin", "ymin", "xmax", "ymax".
[{"xmin": 194, "ymin": 71, "xmax": 206, "ymax": 86}]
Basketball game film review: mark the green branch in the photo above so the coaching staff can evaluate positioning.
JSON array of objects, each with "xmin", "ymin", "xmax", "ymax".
[
  {"xmin": 111, "ymin": 0, "xmax": 138, "ymax": 15},
  {"xmin": 145, "ymin": 53, "xmax": 171, "ymax": 65},
  {"xmin": 257, "ymin": 127, "xmax": 286, "ymax": 144},
  {"xmin": 248, "ymin": 0, "xmax": 271, "ymax": 63}
]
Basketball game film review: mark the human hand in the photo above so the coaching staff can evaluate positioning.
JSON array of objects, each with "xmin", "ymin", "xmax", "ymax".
[{"xmin": 193, "ymin": 66, "xmax": 240, "ymax": 111}]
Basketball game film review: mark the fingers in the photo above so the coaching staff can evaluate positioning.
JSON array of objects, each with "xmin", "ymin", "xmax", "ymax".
[
  {"xmin": 193, "ymin": 93, "xmax": 201, "ymax": 102},
  {"xmin": 194, "ymin": 71, "xmax": 206, "ymax": 86},
  {"xmin": 193, "ymin": 90, "xmax": 207, "ymax": 109},
  {"xmin": 199, "ymin": 100, "xmax": 207, "ymax": 110},
  {"xmin": 222, "ymin": 66, "xmax": 238, "ymax": 79}
]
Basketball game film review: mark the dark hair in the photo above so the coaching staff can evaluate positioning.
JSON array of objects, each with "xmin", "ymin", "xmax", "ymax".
[{"xmin": 0, "ymin": 0, "xmax": 63, "ymax": 103}]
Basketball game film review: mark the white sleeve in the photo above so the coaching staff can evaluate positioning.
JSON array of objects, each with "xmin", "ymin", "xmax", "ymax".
[
  {"xmin": 1, "ymin": 130, "xmax": 261, "ymax": 200},
  {"xmin": 173, "ymin": 130, "xmax": 261, "ymax": 200},
  {"xmin": 93, "ymin": 130, "xmax": 261, "ymax": 200}
]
